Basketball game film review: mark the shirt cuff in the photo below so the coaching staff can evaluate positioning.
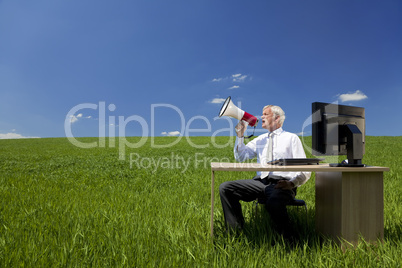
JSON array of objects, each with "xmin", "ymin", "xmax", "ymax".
[
  {"xmin": 234, "ymin": 137, "xmax": 244, "ymax": 160},
  {"xmin": 236, "ymin": 136, "xmax": 244, "ymax": 142}
]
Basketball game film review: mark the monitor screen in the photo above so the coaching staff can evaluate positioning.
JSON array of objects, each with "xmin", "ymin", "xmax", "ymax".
[{"xmin": 312, "ymin": 102, "xmax": 365, "ymax": 167}]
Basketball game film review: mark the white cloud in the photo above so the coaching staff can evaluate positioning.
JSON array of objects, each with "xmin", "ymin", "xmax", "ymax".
[
  {"xmin": 232, "ymin": 73, "xmax": 247, "ymax": 82},
  {"xmin": 228, "ymin": 85, "xmax": 240, "ymax": 90},
  {"xmin": 70, "ymin": 114, "xmax": 80, "ymax": 123},
  {"xmin": 70, "ymin": 113, "xmax": 91, "ymax": 123},
  {"xmin": 296, "ymin": 131, "xmax": 311, "ymax": 136},
  {"xmin": 212, "ymin": 73, "xmax": 248, "ymax": 83},
  {"xmin": 161, "ymin": 131, "xmax": 181, "ymax": 136},
  {"xmin": 209, "ymin": 98, "xmax": 226, "ymax": 104},
  {"xmin": 70, "ymin": 116, "xmax": 78, "ymax": 123},
  {"xmin": 0, "ymin": 133, "xmax": 40, "ymax": 139},
  {"xmin": 338, "ymin": 90, "xmax": 368, "ymax": 102}
]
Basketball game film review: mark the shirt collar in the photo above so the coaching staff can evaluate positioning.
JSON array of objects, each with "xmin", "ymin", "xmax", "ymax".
[{"xmin": 269, "ymin": 127, "xmax": 283, "ymax": 136}]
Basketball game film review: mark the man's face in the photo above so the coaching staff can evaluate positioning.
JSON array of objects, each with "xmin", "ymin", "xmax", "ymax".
[{"xmin": 261, "ymin": 107, "xmax": 279, "ymax": 132}]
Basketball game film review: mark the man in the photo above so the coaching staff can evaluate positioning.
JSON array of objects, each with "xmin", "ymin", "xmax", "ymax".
[{"xmin": 219, "ymin": 105, "xmax": 311, "ymax": 236}]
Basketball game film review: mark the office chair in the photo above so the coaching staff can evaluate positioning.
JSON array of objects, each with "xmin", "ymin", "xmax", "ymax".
[{"xmin": 254, "ymin": 198, "xmax": 308, "ymax": 228}]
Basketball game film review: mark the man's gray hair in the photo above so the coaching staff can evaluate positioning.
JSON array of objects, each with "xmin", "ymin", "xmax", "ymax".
[{"xmin": 263, "ymin": 105, "xmax": 286, "ymax": 126}]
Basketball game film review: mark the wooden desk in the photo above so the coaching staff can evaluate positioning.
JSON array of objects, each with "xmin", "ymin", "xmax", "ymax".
[{"xmin": 210, "ymin": 162, "xmax": 389, "ymax": 245}]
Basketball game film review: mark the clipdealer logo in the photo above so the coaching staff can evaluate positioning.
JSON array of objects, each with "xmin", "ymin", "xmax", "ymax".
[
  {"xmin": 64, "ymin": 102, "xmax": 240, "ymax": 160},
  {"xmin": 129, "ymin": 152, "xmax": 231, "ymax": 173}
]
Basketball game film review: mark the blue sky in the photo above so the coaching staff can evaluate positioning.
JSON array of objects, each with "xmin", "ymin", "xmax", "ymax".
[{"xmin": 0, "ymin": 0, "xmax": 401, "ymax": 139}]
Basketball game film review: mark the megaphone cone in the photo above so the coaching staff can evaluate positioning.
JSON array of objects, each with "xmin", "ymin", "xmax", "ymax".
[{"xmin": 218, "ymin": 96, "xmax": 259, "ymax": 127}]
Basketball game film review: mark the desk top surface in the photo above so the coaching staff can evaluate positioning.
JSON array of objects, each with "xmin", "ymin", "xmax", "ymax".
[{"xmin": 210, "ymin": 162, "xmax": 390, "ymax": 172}]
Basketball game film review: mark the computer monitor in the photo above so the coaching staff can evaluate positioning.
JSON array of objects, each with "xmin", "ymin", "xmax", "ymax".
[{"xmin": 312, "ymin": 102, "xmax": 365, "ymax": 167}]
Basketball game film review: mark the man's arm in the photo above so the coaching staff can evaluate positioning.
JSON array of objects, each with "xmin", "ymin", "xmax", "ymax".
[
  {"xmin": 280, "ymin": 135, "xmax": 311, "ymax": 188},
  {"xmin": 235, "ymin": 121, "xmax": 246, "ymax": 138},
  {"xmin": 233, "ymin": 121, "xmax": 257, "ymax": 162}
]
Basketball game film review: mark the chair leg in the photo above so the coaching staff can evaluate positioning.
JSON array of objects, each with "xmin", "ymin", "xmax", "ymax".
[
  {"xmin": 303, "ymin": 204, "xmax": 308, "ymax": 232},
  {"xmin": 254, "ymin": 200, "xmax": 258, "ymax": 217},
  {"xmin": 253, "ymin": 199, "xmax": 308, "ymax": 233},
  {"xmin": 289, "ymin": 202, "xmax": 308, "ymax": 233}
]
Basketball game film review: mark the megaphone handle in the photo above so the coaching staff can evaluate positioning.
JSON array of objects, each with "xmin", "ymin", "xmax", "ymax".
[{"xmin": 244, "ymin": 126, "xmax": 256, "ymax": 139}]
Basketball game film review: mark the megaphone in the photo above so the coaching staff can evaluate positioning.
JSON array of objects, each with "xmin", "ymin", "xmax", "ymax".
[{"xmin": 218, "ymin": 96, "xmax": 259, "ymax": 127}]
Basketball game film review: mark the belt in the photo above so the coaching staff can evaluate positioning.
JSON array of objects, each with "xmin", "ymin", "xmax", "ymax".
[{"xmin": 260, "ymin": 175, "xmax": 288, "ymax": 185}]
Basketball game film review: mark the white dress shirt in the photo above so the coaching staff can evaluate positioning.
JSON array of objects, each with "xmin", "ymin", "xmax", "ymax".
[{"xmin": 234, "ymin": 127, "xmax": 311, "ymax": 187}]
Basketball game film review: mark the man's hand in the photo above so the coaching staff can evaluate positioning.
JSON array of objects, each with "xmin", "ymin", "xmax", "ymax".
[
  {"xmin": 275, "ymin": 180, "xmax": 295, "ymax": 190},
  {"xmin": 235, "ymin": 121, "xmax": 247, "ymax": 138}
]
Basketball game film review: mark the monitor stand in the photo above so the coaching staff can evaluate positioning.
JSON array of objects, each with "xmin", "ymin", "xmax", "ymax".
[{"xmin": 330, "ymin": 159, "xmax": 365, "ymax": 167}]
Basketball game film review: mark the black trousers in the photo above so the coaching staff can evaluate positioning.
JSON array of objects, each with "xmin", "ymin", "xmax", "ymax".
[{"xmin": 219, "ymin": 176, "xmax": 296, "ymax": 233}]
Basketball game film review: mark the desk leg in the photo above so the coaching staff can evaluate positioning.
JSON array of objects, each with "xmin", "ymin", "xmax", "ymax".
[{"xmin": 210, "ymin": 170, "xmax": 215, "ymax": 237}]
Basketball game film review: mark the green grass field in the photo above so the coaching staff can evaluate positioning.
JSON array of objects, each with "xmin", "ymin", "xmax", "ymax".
[{"xmin": 1, "ymin": 136, "xmax": 401, "ymax": 267}]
